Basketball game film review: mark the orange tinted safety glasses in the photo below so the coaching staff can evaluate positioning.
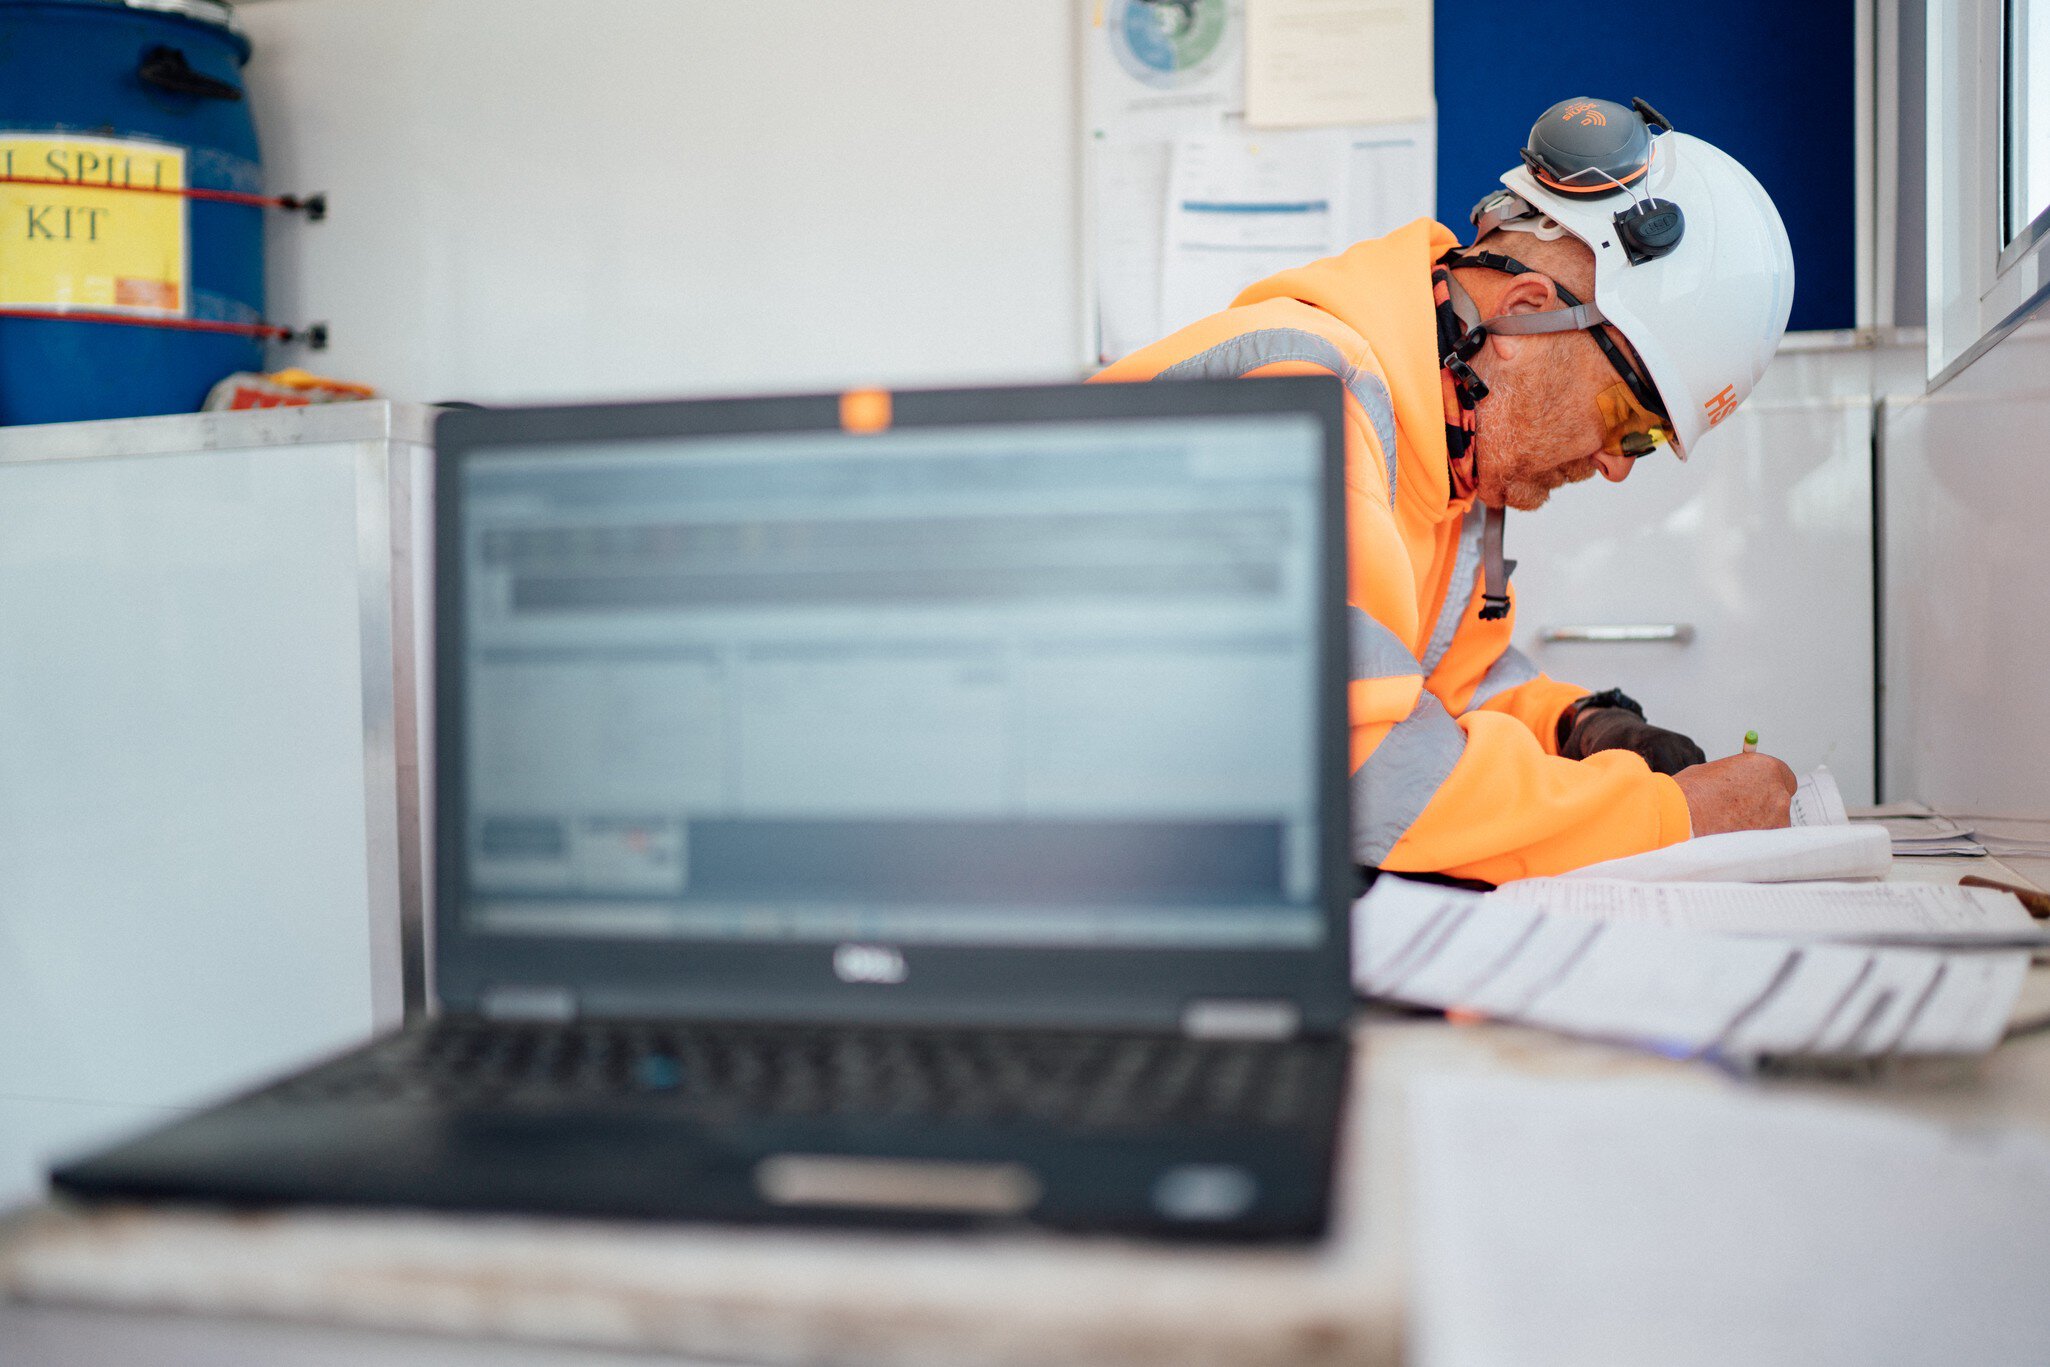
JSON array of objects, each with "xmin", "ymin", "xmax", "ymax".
[{"xmin": 1595, "ymin": 380, "xmax": 1671, "ymax": 459}]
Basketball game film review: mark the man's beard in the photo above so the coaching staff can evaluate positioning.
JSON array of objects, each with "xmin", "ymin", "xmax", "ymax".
[
  {"xmin": 1495, "ymin": 454, "xmax": 1598, "ymax": 510},
  {"xmin": 1472, "ymin": 364, "xmax": 1599, "ymax": 510}
]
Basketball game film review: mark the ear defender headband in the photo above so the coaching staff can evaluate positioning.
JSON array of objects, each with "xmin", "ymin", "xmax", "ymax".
[{"xmin": 1476, "ymin": 97, "xmax": 1687, "ymax": 267}]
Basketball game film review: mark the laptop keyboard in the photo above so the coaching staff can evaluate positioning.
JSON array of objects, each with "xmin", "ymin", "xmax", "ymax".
[{"xmin": 261, "ymin": 1019, "xmax": 1339, "ymax": 1132}]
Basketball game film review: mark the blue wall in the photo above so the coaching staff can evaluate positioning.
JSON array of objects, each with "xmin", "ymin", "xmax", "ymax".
[{"xmin": 1434, "ymin": 0, "xmax": 1857, "ymax": 333}]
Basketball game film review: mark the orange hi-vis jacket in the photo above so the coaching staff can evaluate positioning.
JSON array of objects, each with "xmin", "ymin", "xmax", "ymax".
[{"xmin": 1093, "ymin": 218, "xmax": 1693, "ymax": 883}]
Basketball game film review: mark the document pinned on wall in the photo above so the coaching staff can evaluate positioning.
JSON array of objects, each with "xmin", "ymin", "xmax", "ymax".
[
  {"xmin": 1083, "ymin": 0, "xmax": 1437, "ymax": 364},
  {"xmin": 1244, "ymin": 0, "xmax": 1434, "ymax": 129},
  {"xmin": 1158, "ymin": 132, "xmax": 1347, "ymax": 338}
]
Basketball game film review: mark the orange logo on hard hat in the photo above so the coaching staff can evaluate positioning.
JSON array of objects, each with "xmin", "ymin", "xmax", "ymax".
[
  {"xmin": 1704, "ymin": 385, "xmax": 1739, "ymax": 427},
  {"xmin": 1560, "ymin": 102, "xmax": 1607, "ymax": 127}
]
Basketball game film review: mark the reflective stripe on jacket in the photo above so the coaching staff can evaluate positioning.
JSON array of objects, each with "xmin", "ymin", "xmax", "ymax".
[{"xmin": 1092, "ymin": 218, "xmax": 1691, "ymax": 883}]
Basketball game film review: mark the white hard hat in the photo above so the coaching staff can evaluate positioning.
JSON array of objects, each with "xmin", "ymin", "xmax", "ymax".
[{"xmin": 1466, "ymin": 98, "xmax": 1796, "ymax": 460}]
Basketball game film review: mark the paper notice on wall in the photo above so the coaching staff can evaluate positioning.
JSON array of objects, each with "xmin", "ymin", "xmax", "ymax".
[
  {"xmin": 1086, "ymin": 0, "xmax": 1246, "ymax": 145},
  {"xmin": 1083, "ymin": 0, "xmax": 1436, "ymax": 364},
  {"xmin": 1158, "ymin": 132, "xmax": 1349, "ymax": 336},
  {"xmin": 1134, "ymin": 121, "xmax": 1434, "ymax": 353},
  {"xmin": 1342, "ymin": 119, "xmax": 1435, "ymax": 232},
  {"xmin": 1245, "ymin": 0, "xmax": 1434, "ymax": 129},
  {"xmin": 1091, "ymin": 140, "xmax": 1175, "ymax": 364}
]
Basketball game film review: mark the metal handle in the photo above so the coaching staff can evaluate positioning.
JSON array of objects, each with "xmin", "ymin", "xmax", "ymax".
[
  {"xmin": 1538, "ymin": 623, "xmax": 1695, "ymax": 644},
  {"xmin": 139, "ymin": 46, "xmax": 244, "ymax": 101}
]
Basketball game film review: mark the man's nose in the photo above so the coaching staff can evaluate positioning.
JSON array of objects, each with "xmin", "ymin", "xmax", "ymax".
[{"xmin": 1593, "ymin": 451, "xmax": 1634, "ymax": 483}]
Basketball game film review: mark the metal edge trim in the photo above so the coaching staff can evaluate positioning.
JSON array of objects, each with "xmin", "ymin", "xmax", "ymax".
[{"xmin": 353, "ymin": 442, "xmax": 409, "ymax": 1029}]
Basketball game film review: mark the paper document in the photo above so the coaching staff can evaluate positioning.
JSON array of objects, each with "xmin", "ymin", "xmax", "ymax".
[
  {"xmin": 1851, "ymin": 810, "xmax": 1990, "ymax": 857},
  {"xmin": 1090, "ymin": 140, "xmax": 1175, "ymax": 361},
  {"xmin": 1245, "ymin": 0, "xmax": 1433, "ymax": 129},
  {"xmin": 1983, "ymin": 835, "xmax": 2050, "ymax": 856},
  {"xmin": 1407, "ymin": 1072, "xmax": 2050, "ymax": 1367},
  {"xmin": 1353, "ymin": 878, "xmax": 2025, "ymax": 1060},
  {"xmin": 1489, "ymin": 878, "xmax": 2036, "ymax": 941},
  {"xmin": 1083, "ymin": 0, "xmax": 1436, "ymax": 363},
  {"xmin": 1789, "ymin": 765, "xmax": 1848, "ymax": 827},
  {"xmin": 1543, "ymin": 823, "xmax": 1892, "ymax": 885},
  {"xmin": 1159, "ymin": 132, "xmax": 1348, "ymax": 336}
]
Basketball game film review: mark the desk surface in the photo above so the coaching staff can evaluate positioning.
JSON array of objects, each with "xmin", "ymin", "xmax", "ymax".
[{"xmin": 6, "ymin": 826, "xmax": 2049, "ymax": 1367}]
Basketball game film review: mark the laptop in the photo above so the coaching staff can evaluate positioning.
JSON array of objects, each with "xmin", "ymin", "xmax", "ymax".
[{"xmin": 53, "ymin": 377, "xmax": 1355, "ymax": 1239}]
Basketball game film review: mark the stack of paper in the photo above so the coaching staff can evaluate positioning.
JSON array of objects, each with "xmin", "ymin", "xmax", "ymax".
[
  {"xmin": 1845, "ymin": 802, "xmax": 2050, "ymax": 858},
  {"xmin": 1490, "ymin": 877, "xmax": 2035, "ymax": 941},
  {"xmin": 1353, "ymin": 878, "xmax": 2028, "ymax": 1063},
  {"xmin": 1982, "ymin": 831, "xmax": 2050, "ymax": 858},
  {"xmin": 1853, "ymin": 810, "xmax": 1989, "ymax": 857}
]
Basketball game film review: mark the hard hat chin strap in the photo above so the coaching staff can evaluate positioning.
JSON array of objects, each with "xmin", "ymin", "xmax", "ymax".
[
  {"xmin": 1444, "ymin": 248, "xmax": 1669, "ymax": 422},
  {"xmin": 1479, "ymin": 504, "xmax": 1515, "ymax": 623},
  {"xmin": 1442, "ymin": 249, "xmax": 1612, "ymax": 342},
  {"xmin": 1432, "ymin": 258, "xmax": 1519, "ymax": 622}
]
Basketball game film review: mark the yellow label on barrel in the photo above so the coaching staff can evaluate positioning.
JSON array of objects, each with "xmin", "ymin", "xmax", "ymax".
[{"xmin": 0, "ymin": 134, "xmax": 187, "ymax": 316}]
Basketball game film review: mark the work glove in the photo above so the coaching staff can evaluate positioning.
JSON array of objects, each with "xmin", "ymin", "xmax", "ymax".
[{"xmin": 1557, "ymin": 690, "xmax": 1706, "ymax": 776}]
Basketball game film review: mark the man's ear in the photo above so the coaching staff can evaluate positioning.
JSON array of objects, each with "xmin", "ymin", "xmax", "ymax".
[{"xmin": 1485, "ymin": 274, "xmax": 1560, "ymax": 364}]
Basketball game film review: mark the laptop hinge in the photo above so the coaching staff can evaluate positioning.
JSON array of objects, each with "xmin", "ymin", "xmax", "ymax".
[
  {"xmin": 479, "ymin": 984, "xmax": 578, "ymax": 1022},
  {"xmin": 1180, "ymin": 999, "xmax": 1301, "ymax": 1041}
]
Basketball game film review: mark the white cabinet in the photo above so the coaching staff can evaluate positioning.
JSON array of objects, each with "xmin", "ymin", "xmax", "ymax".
[
  {"xmin": 0, "ymin": 403, "xmax": 430, "ymax": 1211},
  {"xmin": 1504, "ymin": 394, "xmax": 1875, "ymax": 801}
]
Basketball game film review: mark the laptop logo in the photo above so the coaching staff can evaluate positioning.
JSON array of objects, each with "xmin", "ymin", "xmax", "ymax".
[{"xmin": 833, "ymin": 944, "xmax": 908, "ymax": 985}]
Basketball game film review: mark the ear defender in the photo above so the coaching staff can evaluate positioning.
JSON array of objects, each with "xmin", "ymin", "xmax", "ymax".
[
  {"xmin": 1613, "ymin": 198, "xmax": 1685, "ymax": 264},
  {"xmin": 1515, "ymin": 96, "xmax": 1686, "ymax": 264}
]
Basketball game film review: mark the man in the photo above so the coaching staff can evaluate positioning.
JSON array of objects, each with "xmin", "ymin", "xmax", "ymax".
[{"xmin": 1094, "ymin": 97, "xmax": 1798, "ymax": 882}]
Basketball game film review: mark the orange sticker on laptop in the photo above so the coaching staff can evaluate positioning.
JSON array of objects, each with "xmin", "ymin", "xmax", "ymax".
[{"xmin": 840, "ymin": 388, "xmax": 892, "ymax": 433}]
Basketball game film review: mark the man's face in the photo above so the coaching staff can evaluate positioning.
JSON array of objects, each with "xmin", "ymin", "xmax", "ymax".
[{"xmin": 1469, "ymin": 324, "xmax": 1643, "ymax": 512}]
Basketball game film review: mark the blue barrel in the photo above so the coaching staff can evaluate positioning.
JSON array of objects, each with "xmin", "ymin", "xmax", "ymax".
[{"xmin": 0, "ymin": 0, "xmax": 262, "ymax": 425}]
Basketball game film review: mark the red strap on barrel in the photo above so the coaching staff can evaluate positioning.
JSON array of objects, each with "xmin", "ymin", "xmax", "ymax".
[{"xmin": 0, "ymin": 308, "xmax": 295, "ymax": 341}]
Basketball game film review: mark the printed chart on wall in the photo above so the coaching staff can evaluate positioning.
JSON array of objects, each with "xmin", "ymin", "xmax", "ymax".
[{"xmin": 1084, "ymin": 0, "xmax": 1436, "ymax": 365}]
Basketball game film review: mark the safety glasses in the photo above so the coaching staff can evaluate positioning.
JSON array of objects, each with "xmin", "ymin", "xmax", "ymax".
[{"xmin": 1595, "ymin": 376, "xmax": 1671, "ymax": 459}]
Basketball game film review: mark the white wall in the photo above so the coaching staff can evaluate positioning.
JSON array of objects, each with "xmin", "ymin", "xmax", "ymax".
[
  {"xmin": 1880, "ymin": 325, "xmax": 2050, "ymax": 812},
  {"xmin": 236, "ymin": 1, "xmax": 1900, "ymax": 801},
  {"xmin": 1505, "ymin": 341, "xmax": 1898, "ymax": 802},
  {"xmin": 239, "ymin": 0, "xmax": 1082, "ymax": 405}
]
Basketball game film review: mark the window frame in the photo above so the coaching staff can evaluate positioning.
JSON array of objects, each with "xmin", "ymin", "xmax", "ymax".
[{"xmin": 1927, "ymin": 0, "xmax": 2050, "ymax": 386}]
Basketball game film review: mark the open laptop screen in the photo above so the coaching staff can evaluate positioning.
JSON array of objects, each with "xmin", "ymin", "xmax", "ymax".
[{"xmin": 456, "ymin": 409, "xmax": 1327, "ymax": 951}]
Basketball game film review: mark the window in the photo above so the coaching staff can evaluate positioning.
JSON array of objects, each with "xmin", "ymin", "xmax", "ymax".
[
  {"xmin": 1927, "ymin": 0, "xmax": 2050, "ymax": 385},
  {"xmin": 2005, "ymin": 0, "xmax": 2050, "ymax": 248}
]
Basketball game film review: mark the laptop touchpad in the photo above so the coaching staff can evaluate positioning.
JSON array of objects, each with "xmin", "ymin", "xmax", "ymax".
[{"xmin": 755, "ymin": 1154, "xmax": 1041, "ymax": 1215}]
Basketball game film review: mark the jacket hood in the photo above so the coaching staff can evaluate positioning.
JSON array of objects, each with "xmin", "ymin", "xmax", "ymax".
[{"xmin": 1232, "ymin": 217, "xmax": 1463, "ymax": 516}]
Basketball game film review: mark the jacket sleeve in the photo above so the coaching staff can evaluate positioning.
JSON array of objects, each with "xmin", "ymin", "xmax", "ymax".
[
  {"xmin": 1371, "ymin": 711, "xmax": 1693, "ymax": 883},
  {"xmin": 1424, "ymin": 576, "xmax": 1588, "ymax": 750},
  {"xmin": 1465, "ymin": 647, "xmax": 1589, "ymax": 754},
  {"xmin": 1356, "ymin": 575, "xmax": 1692, "ymax": 884}
]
